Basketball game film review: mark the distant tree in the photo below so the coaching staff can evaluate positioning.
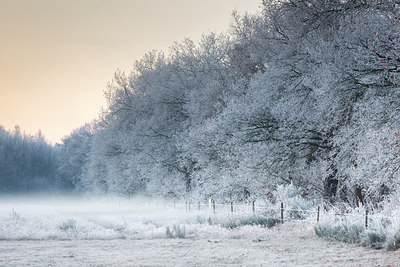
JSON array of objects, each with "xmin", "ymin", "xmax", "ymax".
[{"xmin": 0, "ymin": 125, "xmax": 60, "ymax": 192}]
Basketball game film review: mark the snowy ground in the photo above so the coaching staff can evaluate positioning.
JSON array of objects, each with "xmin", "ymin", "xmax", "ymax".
[{"xmin": 0, "ymin": 195, "xmax": 399, "ymax": 266}]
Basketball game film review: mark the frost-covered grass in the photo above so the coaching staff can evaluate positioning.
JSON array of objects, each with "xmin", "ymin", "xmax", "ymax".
[
  {"xmin": 166, "ymin": 224, "xmax": 186, "ymax": 238},
  {"xmin": 0, "ymin": 194, "xmax": 282, "ymax": 241},
  {"xmin": 314, "ymin": 223, "xmax": 364, "ymax": 244},
  {"xmin": 220, "ymin": 215, "xmax": 279, "ymax": 229},
  {"xmin": 2, "ymin": 195, "xmax": 400, "ymax": 266},
  {"xmin": 193, "ymin": 213, "xmax": 280, "ymax": 229},
  {"xmin": 314, "ymin": 207, "xmax": 400, "ymax": 251}
]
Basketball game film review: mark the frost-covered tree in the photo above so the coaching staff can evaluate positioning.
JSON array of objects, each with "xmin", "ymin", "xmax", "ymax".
[
  {"xmin": 60, "ymin": 0, "xmax": 400, "ymax": 206},
  {"xmin": 58, "ymin": 123, "xmax": 94, "ymax": 190}
]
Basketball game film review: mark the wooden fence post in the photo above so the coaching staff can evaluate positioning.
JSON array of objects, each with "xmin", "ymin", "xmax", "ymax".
[
  {"xmin": 231, "ymin": 202, "xmax": 233, "ymax": 213},
  {"xmin": 317, "ymin": 206, "xmax": 320, "ymax": 223},
  {"xmin": 280, "ymin": 202, "xmax": 284, "ymax": 224},
  {"xmin": 212, "ymin": 200, "xmax": 216, "ymax": 214},
  {"xmin": 365, "ymin": 209, "xmax": 368, "ymax": 229},
  {"xmin": 252, "ymin": 201, "xmax": 255, "ymax": 214}
]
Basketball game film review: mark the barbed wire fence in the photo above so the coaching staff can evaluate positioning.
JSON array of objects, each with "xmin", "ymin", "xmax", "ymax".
[{"xmin": 147, "ymin": 199, "xmax": 397, "ymax": 229}]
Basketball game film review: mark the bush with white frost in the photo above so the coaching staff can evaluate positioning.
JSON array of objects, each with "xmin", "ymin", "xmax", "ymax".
[
  {"xmin": 314, "ymin": 207, "xmax": 400, "ymax": 251},
  {"xmin": 274, "ymin": 183, "xmax": 313, "ymax": 220}
]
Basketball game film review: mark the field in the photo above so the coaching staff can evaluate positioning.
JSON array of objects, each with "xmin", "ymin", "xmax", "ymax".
[{"xmin": 0, "ymin": 195, "xmax": 399, "ymax": 266}]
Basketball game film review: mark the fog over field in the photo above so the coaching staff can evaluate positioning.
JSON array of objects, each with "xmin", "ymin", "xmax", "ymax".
[
  {"xmin": 0, "ymin": 194, "xmax": 272, "ymax": 241},
  {"xmin": 1, "ymin": 195, "xmax": 400, "ymax": 266},
  {"xmin": 0, "ymin": 194, "xmax": 186, "ymax": 240}
]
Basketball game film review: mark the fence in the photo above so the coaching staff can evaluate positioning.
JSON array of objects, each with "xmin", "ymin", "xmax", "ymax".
[{"xmin": 152, "ymin": 200, "xmax": 376, "ymax": 228}]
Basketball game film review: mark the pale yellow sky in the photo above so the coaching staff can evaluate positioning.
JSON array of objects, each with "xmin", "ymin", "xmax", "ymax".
[{"xmin": 0, "ymin": 0, "xmax": 260, "ymax": 144}]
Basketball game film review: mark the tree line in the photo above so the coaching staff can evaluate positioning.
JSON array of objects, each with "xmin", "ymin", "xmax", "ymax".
[
  {"xmin": 5, "ymin": 0, "xmax": 400, "ymax": 206},
  {"xmin": 0, "ymin": 126, "xmax": 68, "ymax": 192}
]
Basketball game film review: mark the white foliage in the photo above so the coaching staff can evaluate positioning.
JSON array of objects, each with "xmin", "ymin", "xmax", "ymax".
[{"xmin": 57, "ymin": 0, "xmax": 400, "ymax": 205}]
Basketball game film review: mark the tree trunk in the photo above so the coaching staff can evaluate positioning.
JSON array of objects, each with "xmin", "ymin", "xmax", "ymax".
[
  {"xmin": 185, "ymin": 172, "xmax": 191, "ymax": 194},
  {"xmin": 324, "ymin": 164, "xmax": 338, "ymax": 201},
  {"xmin": 378, "ymin": 184, "xmax": 388, "ymax": 202},
  {"xmin": 243, "ymin": 187, "xmax": 250, "ymax": 201},
  {"xmin": 353, "ymin": 184, "xmax": 364, "ymax": 207}
]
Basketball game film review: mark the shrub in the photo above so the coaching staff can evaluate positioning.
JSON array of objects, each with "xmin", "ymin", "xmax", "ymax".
[
  {"xmin": 274, "ymin": 183, "xmax": 313, "ymax": 220},
  {"xmin": 314, "ymin": 215, "xmax": 400, "ymax": 251}
]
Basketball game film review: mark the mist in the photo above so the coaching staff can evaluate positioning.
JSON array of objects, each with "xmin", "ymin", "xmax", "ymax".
[{"xmin": 0, "ymin": 193, "xmax": 263, "ymax": 241}]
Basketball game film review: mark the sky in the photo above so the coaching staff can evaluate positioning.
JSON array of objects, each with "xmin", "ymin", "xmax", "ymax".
[{"xmin": 0, "ymin": 0, "xmax": 260, "ymax": 144}]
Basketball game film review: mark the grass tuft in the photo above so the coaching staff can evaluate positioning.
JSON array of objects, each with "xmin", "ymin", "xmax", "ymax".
[
  {"xmin": 166, "ymin": 224, "xmax": 186, "ymax": 238},
  {"xmin": 315, "ymin": 221, "xmax": 400, "ymax": 251},
  {"xmin": 59, "ymin": 219, "xmax": 77, "ymax": 232},
  {"xmin": 386, "ymin": 231, "xmax": 400, "ymax": 251},
  {"xmin": 314, "ymin": 223, "xmax": 364, "ymax": 243},
  {"xmin": 362, "ymin": 231, "xmax": 386, "ymax": 249},
  {"xmin": 222, "ymin": 215, "xmax": 279, "ymax": 229}
]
